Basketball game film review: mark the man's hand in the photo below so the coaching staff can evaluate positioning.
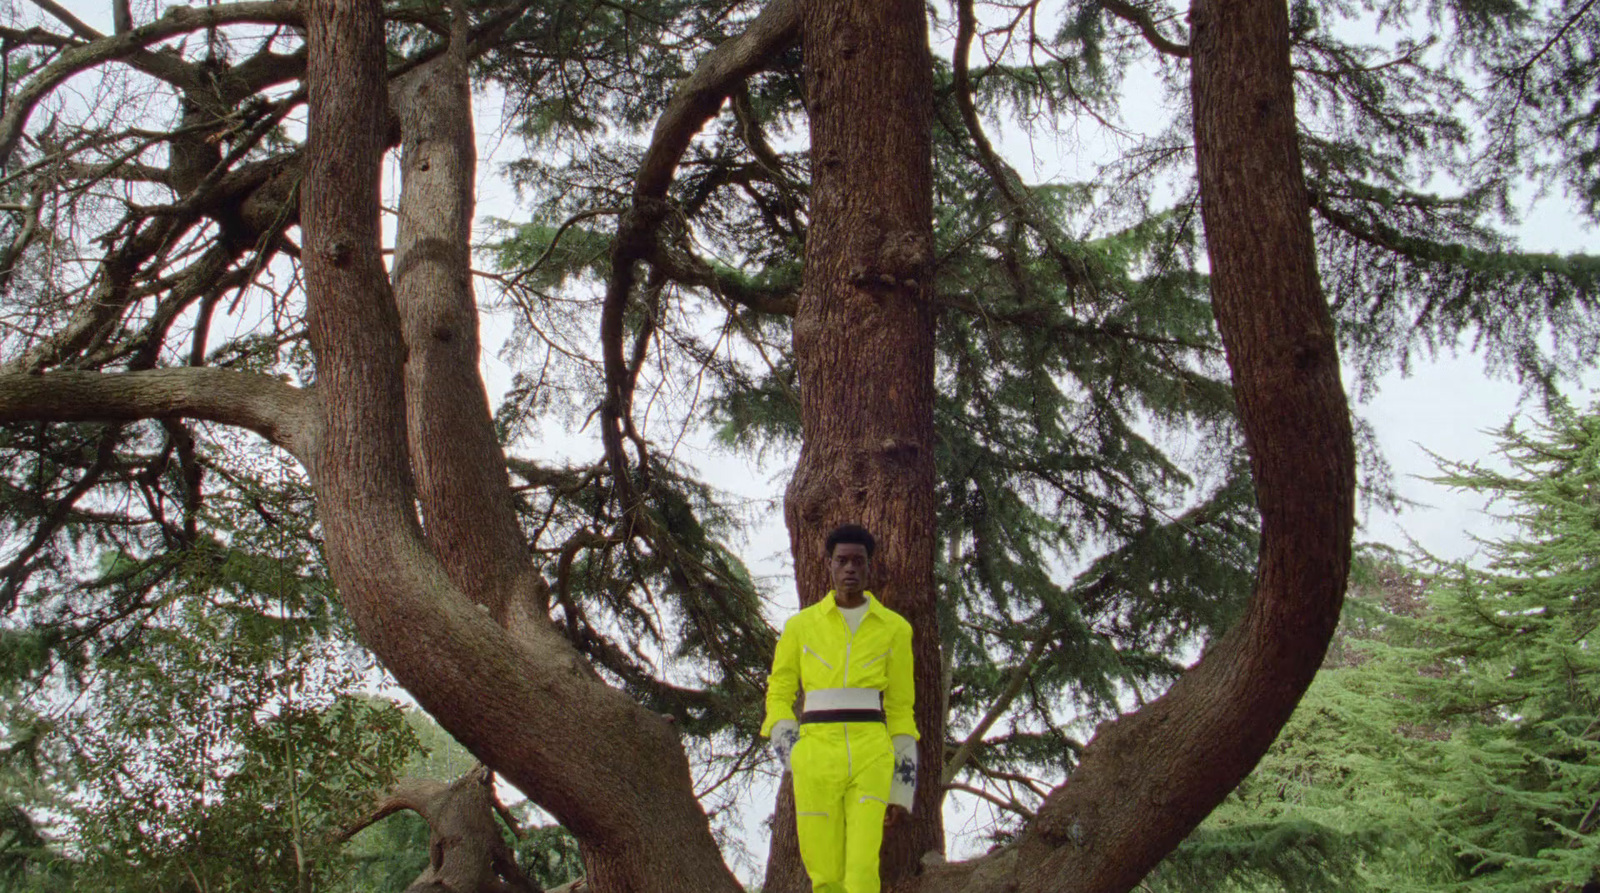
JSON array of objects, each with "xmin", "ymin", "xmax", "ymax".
[{"xmin": 884, "ymin": 805, "xmax": 910, "ymax": 827}]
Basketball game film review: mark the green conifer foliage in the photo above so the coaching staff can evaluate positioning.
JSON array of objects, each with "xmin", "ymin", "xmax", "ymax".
[{"xmin": 1158, "ymin": 407, "xmax": 1600, "ymax": 892}]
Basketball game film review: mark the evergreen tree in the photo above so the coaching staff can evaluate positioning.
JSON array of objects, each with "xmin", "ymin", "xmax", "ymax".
[{"xmin": 1159, "ymin": 405, "xmax": 1600, "ymax": 892}]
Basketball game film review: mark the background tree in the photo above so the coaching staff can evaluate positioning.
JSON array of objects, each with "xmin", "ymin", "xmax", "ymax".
[{"xmin": 1155, "ymin": 404, "xmax": 1600, "ymax": 892}]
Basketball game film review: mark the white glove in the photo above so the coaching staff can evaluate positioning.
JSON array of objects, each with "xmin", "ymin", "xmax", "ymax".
[
  {"xmin": 771, "ymin": 720, "xmax": 800, "ymax": 773},
  {"xmin": 890, "ymin": 734, "xmax": 917, "ymax": 811}
]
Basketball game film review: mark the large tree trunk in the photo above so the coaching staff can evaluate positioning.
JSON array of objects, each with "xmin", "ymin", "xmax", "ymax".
[
  {"xmin": 301, "ymin": 3, "xmax": 742, "ymax": 890},
  {"xmin": 770, "ymin": 0, "xmax": 944, "ymax": 889},
  {"xmin": 920, "ymin": 0, "xmax": 1356, "ymax": 888}
]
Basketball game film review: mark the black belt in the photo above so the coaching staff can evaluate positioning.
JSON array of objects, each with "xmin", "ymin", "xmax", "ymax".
[{"xmin": 801, "ymin": 709, "xmax": 886, "ymax": 724}]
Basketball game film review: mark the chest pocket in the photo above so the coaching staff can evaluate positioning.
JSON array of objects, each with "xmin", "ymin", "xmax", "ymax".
[
  {"xmin": 852, "ymin": 647, "xmax": 892, "ymax": 686},
  {"xmin": 801, "ymin": 645, "xmax": 839, "ymax": 688}
]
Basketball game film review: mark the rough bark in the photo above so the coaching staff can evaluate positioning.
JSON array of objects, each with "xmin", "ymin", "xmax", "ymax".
[
  {"xmin": 0, "ymin": 369, "xmax": 315, "ymax": 459},
  {"xmin": 392, "ymin": 17, "xmax": 533, "ymax": 621},
  {"xmin": 0, "ymin": 0, "xmax": 1356, "ymax": 889},
  {"xmin": 769, "ymin": 0, "xmax": 944, "ymax": 890},
  {"xmin": 915, "ymin": 0, "xmax": 1356, "ymax": 888},
  {"xmin": 301, "ymin": 3, "xmax": 743, "ymax": 890}
]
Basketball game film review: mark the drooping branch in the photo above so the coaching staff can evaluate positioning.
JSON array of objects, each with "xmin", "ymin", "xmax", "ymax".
[
  {"xmin": 0, "ymin": 152, "xmax": 301, "ymax": 375},
  {"xmin": 0, "ymin": 369, "xmax": 317, "ymax": 458},
  {"xmin": 0, "ymin": 423, "xmax": 122, "ymax": 611},
  {"xmin": 646, "ymin": 237, "xmax": 798, "ymax": 316},
  {"xmin": 334, "ymin": 777, "xmax": 447, "ymax": 842}
]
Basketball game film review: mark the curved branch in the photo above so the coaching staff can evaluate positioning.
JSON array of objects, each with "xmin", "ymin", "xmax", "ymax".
[
  {"xmin": 333, "ymin": 777, "xmax": 447, "ymax": 842},
  {"xmin": 600, "ymin": 0, "xmax": 800, "ymax": 510},
  {"xmin": 300, "ymin": 4, "xmax": 741, "ymax": 889},
  {"xmin": 988, "ymin": 0, "xmax": 1357, "ymax": 887},
  {"xmin": 1098, "ymin": 0, "xmax": 1190, "ymax": 58},
  {"xmin": 633, "ymin": 0, "xmax": 799, "ymax": 199},
  {"xmin": 0, "ymin": 369, "xmax": 317, "ymax": 458}
]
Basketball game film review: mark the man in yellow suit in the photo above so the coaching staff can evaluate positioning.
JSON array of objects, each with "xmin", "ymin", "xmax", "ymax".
[{"xmin": 762, "ymin": 524, "xmax": 918, "ymax": 893}]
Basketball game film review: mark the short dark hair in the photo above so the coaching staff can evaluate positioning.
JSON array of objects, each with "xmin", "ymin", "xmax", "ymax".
[{"xmin": 825, "ymin": 524, "xmax": 876, "ymax": 558}]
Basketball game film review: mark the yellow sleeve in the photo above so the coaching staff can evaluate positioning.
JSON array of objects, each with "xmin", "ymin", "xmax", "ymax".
[
  {"xmin": 761, "ymin": 617, "xmax": 801, "ymax": 737},
  {"xmin": 884, "ymin": 617, "xmax": 918, "ymax": 740}
]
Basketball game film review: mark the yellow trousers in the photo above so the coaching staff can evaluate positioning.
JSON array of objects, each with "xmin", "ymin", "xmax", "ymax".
[{"xmin": 791, "ymin": 721, "xmax": 894, "ymax": 893}]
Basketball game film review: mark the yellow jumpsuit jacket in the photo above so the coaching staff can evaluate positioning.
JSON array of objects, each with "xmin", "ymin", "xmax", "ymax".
[{"xmin": 763, "ymin": 592, "xmax": 918, "ymax": 893}]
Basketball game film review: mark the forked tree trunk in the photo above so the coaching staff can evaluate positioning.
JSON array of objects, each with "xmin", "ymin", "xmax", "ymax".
[
  {"xmin": 301, "ymin": 3, "xmax": 742, "ymax": 891},
  {"xmin": 339, "ymin": 767, "xmax": 538, "ymax": 893},
  {"xmin": 770, "ymin": 0, "xmax": 944, "ymax": 890}
]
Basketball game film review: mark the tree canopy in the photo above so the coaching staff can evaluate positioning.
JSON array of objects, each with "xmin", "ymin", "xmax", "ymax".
[{"xmin": 0, "ymin": 0, "xmax": 1591, "ymax": 889}]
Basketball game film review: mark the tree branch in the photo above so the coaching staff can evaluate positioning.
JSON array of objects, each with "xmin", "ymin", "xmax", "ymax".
[
  {"xmin": 946, "ymin": 781, "xmax": 1037, "ymax": 821},
  {"xmin": 952, "ymin": 0, "xmax": 1093, "ymax": 290},
  {"xmin": 332, "ymin": 777, "xmax": 446, "ymax": 842},
  {"xmin": 633, "ymin": 0, "xmax": 799, "ymax": 199},
  {"xmin": 1099, "ymin": 0, "xmax": 1190, "ymax": 58},
  {"xmin": 300, "ymin": 4, "xmax": 742, "ymax": 887},
  {"xmin": 27, "ymin": 0, "xmax": 103, "ymax": 42},
  {"xmin": 991, "ymin": 0, "xmax": 1357, "ymax": 886},
  {"xmin": 0, "ymin": 369, "xmax": 317, "ymax": 458},
  {"xmin": 943, "ymin": 631, "xmax": 1051, "ymax": 785},
  {"xmin": 0, "ymin": 423, "xmax": 122, "ymax": 610},
  {"xmin": 600, "ymin": 0, "xmax": 800, "ymax": 511}
]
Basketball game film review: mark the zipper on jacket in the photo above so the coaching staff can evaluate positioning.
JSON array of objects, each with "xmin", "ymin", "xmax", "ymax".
[{"xmin": 841, "ymin": 606, "xmax": 860, "ymax": 776}]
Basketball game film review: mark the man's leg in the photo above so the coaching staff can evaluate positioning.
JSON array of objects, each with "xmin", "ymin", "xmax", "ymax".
[
  {"xmin": 792, "ymin": 728, "xmax": 847, "ymax": 893},
  {"xmin": 841, "ymin": 726, "xmax": 894, "ymax": 893}
]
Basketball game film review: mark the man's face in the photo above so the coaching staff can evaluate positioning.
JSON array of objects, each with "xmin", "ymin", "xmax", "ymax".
[{"xmin": 827, "ymin": 543, "xmax": 870, "ymax": 598}]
